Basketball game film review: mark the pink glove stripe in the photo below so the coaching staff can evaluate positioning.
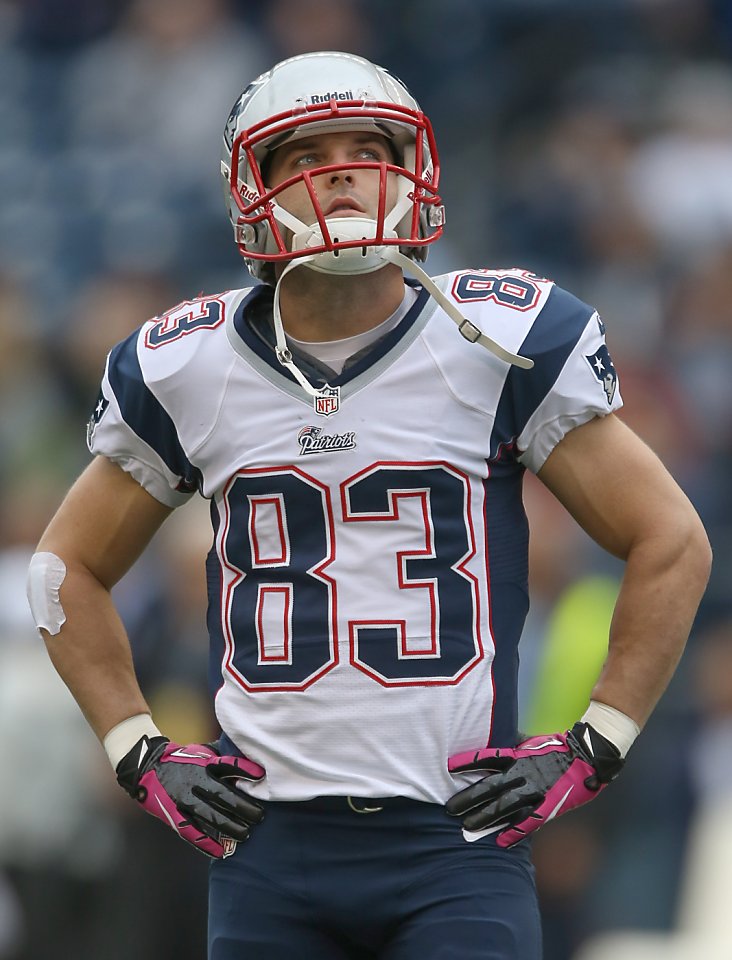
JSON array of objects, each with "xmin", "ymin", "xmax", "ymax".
[
  {"xmin": 496, "ymin": 756, "xmax": 603, "ymax": 848},
  {"xmin": 140, "ymin": 771, "xmax": 230, "ymax": 858},
  {"xmin": 449, "ymin": 736, "xmax": 572, "ymax": 773},
  {"xmin": 163, "ymin": 745, "xmax": 265, "ymax": 780}
]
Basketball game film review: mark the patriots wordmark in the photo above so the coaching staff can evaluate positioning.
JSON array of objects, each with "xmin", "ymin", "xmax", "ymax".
[{"xmin": 297, "ymin": 425, "xmax": 357, "ymax": 456}]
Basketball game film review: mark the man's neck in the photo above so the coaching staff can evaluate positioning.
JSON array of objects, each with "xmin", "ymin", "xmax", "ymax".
[{"xmin": 277, "ymin": 263, "xmax": 407, "ymax": 342}]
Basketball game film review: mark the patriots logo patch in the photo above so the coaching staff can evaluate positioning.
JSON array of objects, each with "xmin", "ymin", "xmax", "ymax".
[
  {"xmin": 86, "ymin": 389, "xmax": 109, "ymax": 445},
  {"xmin": 585, "ymin": 345, "xmax": 617, "ymax": 405},
  {"xmin": 298, "ymin": 425, "xmax": 356, "ymax": 456}
]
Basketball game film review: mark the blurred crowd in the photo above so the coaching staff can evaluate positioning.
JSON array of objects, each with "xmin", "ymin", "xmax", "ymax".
[{"xmin": 1, "ymin": 0, "xmax": 731, "ymax": 958}]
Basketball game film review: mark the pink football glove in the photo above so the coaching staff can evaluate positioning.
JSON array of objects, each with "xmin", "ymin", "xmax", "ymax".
[
  {"xmin": 446, "ymin": 722, "xmax": 623, "ymax": 848},
  {"xmin": 116, "ymin": 736, "xmax": 265, "ymax": 858}
]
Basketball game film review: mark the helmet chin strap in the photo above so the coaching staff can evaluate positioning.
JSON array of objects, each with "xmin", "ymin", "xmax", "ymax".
[
  {"xmin": 271, "ymin": 226, "xmax": 533, "ymax": 400},
  {"xmin": 382, "ymin": 250, "xmax": 534, "ymax": 370},
  {"xmin": 271, "ymin": 215, "xmax": 401, "ymax": 399},
  {"xmin": 272, "ymin": 256, "xmax": 325, "ymax": 400}
]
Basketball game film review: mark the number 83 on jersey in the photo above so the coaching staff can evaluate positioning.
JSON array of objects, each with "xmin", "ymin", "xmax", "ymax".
[{"xmin": 214, "ymin": 460, "xmax": 489, "ymax": 692}]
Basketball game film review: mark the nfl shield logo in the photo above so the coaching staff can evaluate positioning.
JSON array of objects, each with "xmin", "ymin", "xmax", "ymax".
[
  {"xmin": 221, "ymin": 836, "xmax": 237, "ymax": 858},
  {"xmin": 314, "ymin": 385, "xmax": 340, "ymax": 417}
]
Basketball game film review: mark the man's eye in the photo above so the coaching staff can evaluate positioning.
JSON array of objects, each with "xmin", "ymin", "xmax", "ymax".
[{"xmin": 294, "ymin": 153, "xmax": 318, "ymax": 166}]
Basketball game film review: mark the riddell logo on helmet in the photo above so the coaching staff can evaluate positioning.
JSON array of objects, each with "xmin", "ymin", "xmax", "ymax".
[{"xmin": 310, "ymin": 90, "xmax": 354, "ymax": 104}]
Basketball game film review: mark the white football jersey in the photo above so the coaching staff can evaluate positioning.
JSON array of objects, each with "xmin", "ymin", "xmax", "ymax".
[{"xmin": 88, "ymin": 268, "xmax": 622, "ymax": 803}]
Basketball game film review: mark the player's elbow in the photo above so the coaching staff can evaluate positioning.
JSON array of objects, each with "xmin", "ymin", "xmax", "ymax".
[
  {"xmin": 682, "ymin": 509, "xmax": 713, "ymax": 592},
  {"xmin": 627, "ymin": 497, "xmax": 712, "ymax": 598},
  {"xmin": 660, "ymin": 503, "xmax": 712, "ymax": 597}
]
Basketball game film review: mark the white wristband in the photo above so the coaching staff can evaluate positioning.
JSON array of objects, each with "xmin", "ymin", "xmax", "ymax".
[
  {"xmin": 581, "ymin": 700, "xmax": 640, "ymax": 759},
  {"xmin": 103, "ymin": 714, "xmax": 164, "ymax": 770}
]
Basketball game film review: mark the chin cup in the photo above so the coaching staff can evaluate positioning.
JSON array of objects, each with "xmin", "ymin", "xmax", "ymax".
[{"xmin": 291, "ymin": 216, "xmax": 397, "ymax": 275}]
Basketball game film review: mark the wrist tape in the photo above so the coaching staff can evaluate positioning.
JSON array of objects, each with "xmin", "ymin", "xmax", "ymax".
[
  {"xmin": 581, "ymin": 700, "xmax": 640, "ymax": 758},
  {"xmin": 103, "ymin": 714, "xmax": 163, "ymax": 770}
]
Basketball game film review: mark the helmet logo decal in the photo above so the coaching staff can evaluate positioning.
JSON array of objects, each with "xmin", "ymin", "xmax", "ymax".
[
  {"xmin": 313, "ymin": 385, "xmax": 341, "ymax": 417},
  {"xmin": 240, "ymin": 184, "xmax": 260, "ymax": 205},
  {"xmin": 223, "ymin": 76, "xmax": 268, "ymax": 149},
  {"xmin": 310, "ymin": 89, "xmax": 355, "ymax": 104}
]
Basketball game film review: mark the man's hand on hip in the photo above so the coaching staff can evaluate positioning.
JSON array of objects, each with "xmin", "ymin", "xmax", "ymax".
[
  {"xmin": 446, "ymin": 722, "xmax": 624, "ymax": 848},
  {"xmin": 116, "ymin": 736, "xmax": 265, "ymax": 859}
]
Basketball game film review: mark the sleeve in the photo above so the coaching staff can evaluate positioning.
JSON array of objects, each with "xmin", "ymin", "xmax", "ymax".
[
  {"xmin": 492, "ymin": 285, "xmax": 623, "ymax": 474},
  {"xmin": 86, "ymin": 328, "xmax": 201, "ymax": 507}
]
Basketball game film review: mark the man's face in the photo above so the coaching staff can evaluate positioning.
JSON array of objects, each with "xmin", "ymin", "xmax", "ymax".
[{"xmin": 265, "ymin": 130, "xmax": 399, "ymax": 227}]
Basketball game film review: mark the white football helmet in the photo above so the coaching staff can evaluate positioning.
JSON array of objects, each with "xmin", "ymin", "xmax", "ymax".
[
  {"xmin": 221, "ymin": 51, "xmax": 533, "ymax": 397},
  {"xmin": 221, "ymin": 51, "xmax": 445, "ymax": 284}
]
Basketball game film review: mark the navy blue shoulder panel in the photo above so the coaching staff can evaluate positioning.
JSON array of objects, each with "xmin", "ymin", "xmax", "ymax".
[
  {"xmin": 490, "ymin": 285, "xmax": 595, "ymax": 460},
  {"xmin": 107, "ymin": 329, "xmax": 202, "ymax": 493}
]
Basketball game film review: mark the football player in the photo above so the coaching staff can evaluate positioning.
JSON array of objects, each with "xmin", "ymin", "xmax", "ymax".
[{"xmin": 29, "ymin": 51, "xmax": 711, "ymax": 959}]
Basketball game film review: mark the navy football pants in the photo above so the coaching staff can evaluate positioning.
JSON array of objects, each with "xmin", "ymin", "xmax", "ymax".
[{"xmin": 208, "ymin": 796, "xmax": 541, "ymax": 959}]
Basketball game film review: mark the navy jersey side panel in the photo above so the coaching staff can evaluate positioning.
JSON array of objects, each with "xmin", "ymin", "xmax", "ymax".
[
  {"xmin": 207, "ymin": 498, "xmax": 225, "ymax": 701},
  {"xmin": 485, "ymin": 285, "xmax": 594, "ymax": 745},
  {"xmin": 484, "ymin": 459, "xmax": 529, "ymax": 747}
]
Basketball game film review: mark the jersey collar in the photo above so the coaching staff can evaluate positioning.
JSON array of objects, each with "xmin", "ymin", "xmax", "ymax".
[{"xmin": 227, "ymin": 279, "xmax": 432, "ymax": 398}]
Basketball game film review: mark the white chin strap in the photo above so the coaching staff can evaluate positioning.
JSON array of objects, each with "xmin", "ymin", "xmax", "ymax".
[
  {"xmin": 272, "ymin": 256, "xmax": 327, "ymax": 399},
  {"xmin": 271, "ymin": 221, "xmax": 533, "ymax": 400},
  {"xmin": 383, "ymin": 250, "xmax": 534, "ymax": 371}
]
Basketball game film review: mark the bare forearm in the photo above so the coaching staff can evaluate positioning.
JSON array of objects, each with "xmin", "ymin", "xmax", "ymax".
[
  {"xmin": 591, "ymin": 526, "xmax": 711, "ymax": 728},
  {"xmin": 42, "ymin": 560, "xmax": 150, "ymax": 741},
  {"xmin": 33, "ymin": 458, "xmax": 172, "ymax": 740},
  {"xmin": 537, "ymin": 415, "xmax": 712, "ymax": 731}
]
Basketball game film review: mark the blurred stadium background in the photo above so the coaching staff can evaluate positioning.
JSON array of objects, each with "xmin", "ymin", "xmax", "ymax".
[{"xmin": 0, "ymin": 0, "xmax": 731, "ymax": 957}]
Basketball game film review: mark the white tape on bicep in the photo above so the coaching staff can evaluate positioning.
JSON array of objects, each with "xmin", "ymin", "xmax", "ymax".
[{"xmin": 27, "ymin": 551, "xmax": 68, "ymax": 636}]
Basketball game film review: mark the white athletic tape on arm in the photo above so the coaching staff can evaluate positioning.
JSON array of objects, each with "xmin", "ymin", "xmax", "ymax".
[
  {"xmin": 27, "ymin": 551, "xmax": 68, "ymax": 636},
  {"xmin": 582, "ymin": 700, "xmax": 640, "ymax": 758},
  {"xmin": 103, "ymin": 714, "xmax": 164, "ymax": 770}
]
